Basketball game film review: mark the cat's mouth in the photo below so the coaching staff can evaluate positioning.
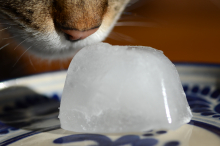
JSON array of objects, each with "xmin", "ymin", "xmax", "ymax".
[
  {"xmin": 0, "ymin": 0, "xmax": 128, "ymax": 59},
  {"xmin": 54, "ymin": 21, "xmax": 101, "ymax": 42},
  {"xmin": 19, "ymin": 28, "xmax": 106, "ymax": 59},
  {"xmin": 0, "ymin": 14, "xmax": 107, "ymax": 59},
  {"xmin": 61, "ymin": 27, "xmax": 100, "ymax": 42}
]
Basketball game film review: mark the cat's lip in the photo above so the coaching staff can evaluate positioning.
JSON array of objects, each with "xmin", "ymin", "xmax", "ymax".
[
  {"xmin": 61, "ymin": 28, "xmax": 99, "ymax": 41},
  {"xmin": 64, "ymin": 34, "xmax": 80, "ymax": 42}
]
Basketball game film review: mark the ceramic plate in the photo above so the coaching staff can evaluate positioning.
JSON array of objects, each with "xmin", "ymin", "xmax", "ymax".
[{"xmin": 0, "ymin": 63, "xmax": 220, "ymax": 146}]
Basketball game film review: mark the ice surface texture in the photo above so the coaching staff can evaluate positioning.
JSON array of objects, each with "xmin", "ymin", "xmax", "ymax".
[{"xmin": 59, "ymin": 43, "xmax": 192, "ymax": 133}]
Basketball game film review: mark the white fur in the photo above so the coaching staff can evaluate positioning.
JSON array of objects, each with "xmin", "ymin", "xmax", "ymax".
[{"xmin": 0, "ymin": 0, "xmax": 130, "ymax": 59}]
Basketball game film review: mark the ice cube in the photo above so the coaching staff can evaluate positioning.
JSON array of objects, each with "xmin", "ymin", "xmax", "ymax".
[{"xmin": 59, "ymin": 43, "xmax": 192, "ymax": 133}]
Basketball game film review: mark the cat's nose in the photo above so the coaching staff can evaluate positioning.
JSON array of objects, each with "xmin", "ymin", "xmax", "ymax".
[{"xmin": 61, "ymin": 28, "xmax": 99, "ymax": 41}]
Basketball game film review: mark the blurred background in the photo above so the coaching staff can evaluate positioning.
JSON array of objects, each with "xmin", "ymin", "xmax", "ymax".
[{"xmin": 0, "ymin": 0, "xmax": 220, "ymax": 81}]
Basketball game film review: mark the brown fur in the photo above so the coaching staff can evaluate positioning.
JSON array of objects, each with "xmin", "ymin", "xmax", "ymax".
[
  {"xmin": 0, "ymin": 0, "xmax": 129, "ymax": 33},
  {"xmin": 0, "ymin": 0, "xmax": 53, "ymax": 32},
  {"xmin": 52, "ymin": 0, "xmax": 108, "ymax": 31}
]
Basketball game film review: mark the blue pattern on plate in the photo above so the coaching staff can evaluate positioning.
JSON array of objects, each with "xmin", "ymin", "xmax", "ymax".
[
  {"xmin": 1, "ymin": 84, "xmax": 220, "ymax": 146},
  {"xmin": 188, "ymin": 120, "xmax": 220, "ymax": 136},
  {"xmin": 0, "ymin": 131, "xmax": 40, "ymax": 146},
  {"xmin": 164, "ymin": 141, "xmax": 180, "ymax": 146},
  {"xmin": 54, "ymin": 134, "xmax": 159, "ymax": 146},
  {"xmin": 1, "ymin": 65, "xmax": 220, "ymax": 146},
  {"xmin": 183, "ymin": 84, "xmax": 220, "ymax": 118},
  {"xmin": 0, "ymin": 122, "xmax": 19, "ymax": 135},
  {"xmin": 51, "ymin": 84, "xmax": 220, "ymax": 145}
]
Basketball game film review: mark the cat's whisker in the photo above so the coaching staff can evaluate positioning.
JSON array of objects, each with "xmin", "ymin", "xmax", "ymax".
[
  {"xmin": 0, "ymin": 43, "xmax": 10, "ymax": 50},
  {"xmin": 28, "ymin": 55, "xmax": 36, "ymax": 71},
  {"xmin": 0, "ymin": 26, "xmax": 11, "ymax": 32},
  {"xmin": 46, "ymin": 59, "xmax": 52, "ymax": 66},
  {"xmin": 14, "ymin": 38, "xmax": 28, "ymax": 50},
  {"xmin": 0, "ymin": 23, "xmax": 17, "ymax": 26},
  {"xmin": 0, "ymin": 17, "xmax": 22, "ymax": 20},
  {"xmin": 13, "ymin": 46, "xmax": 32, "ymax": 67},
  {"xmin": 116, "ymin": 21, "xmax": 156, "ymax": 27},
  {"xmin": 108, "ymin": 32, "xmax": 137, "ymax": 43},
  {"xmin": 121, "ymin": 12, "xmax": 148, "ymax": 20},
  {"xmin": 2, "ymin": 35, "xmax": 19, "ymax": 40},
  {"xmin": 59, "ymin": 60, "xmax": 64, "ymax": 70}
]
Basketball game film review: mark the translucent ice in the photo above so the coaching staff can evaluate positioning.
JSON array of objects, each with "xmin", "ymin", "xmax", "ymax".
[{"xmin": 59, "ymin": 43, "xmax": 192, "ymax": 133}]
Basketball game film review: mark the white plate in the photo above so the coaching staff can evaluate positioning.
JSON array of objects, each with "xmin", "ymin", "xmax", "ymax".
[{"xmin": 0, "ymin": 63, "xmax": 220, "ymax": 146}]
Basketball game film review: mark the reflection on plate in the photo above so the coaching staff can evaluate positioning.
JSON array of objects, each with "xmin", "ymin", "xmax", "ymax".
[{"xmin": 0, "ymin": 63, "xmax": 220, "ymax": 146}]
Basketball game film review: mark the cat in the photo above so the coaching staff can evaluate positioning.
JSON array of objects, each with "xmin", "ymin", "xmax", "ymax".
[{"xmin": 0, "ymin": 0, "xmax": 132, "ymax": 59}]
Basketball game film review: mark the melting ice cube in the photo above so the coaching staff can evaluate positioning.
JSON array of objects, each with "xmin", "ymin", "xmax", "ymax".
[{"xmin": 59, "ymin": 43, "xmax": 192, "ymax": 133}]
